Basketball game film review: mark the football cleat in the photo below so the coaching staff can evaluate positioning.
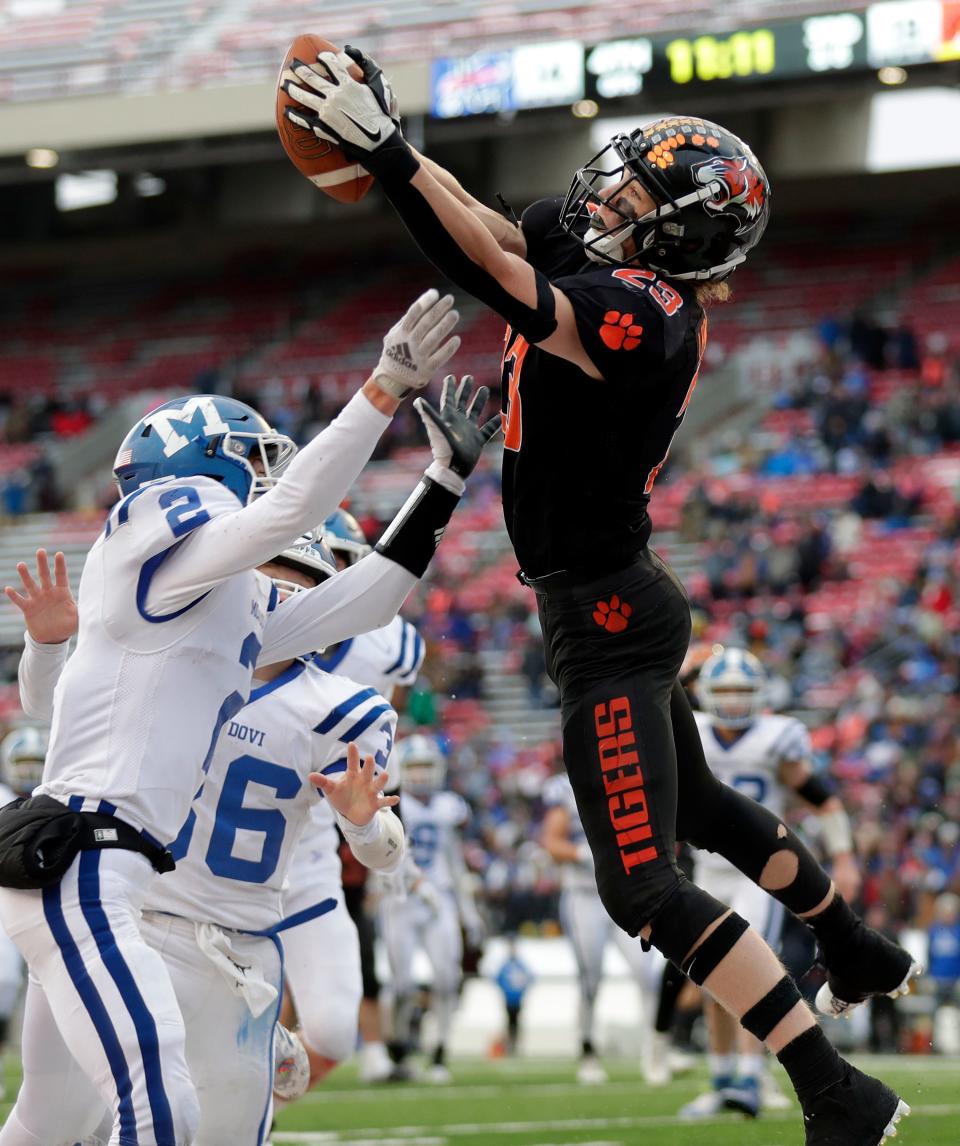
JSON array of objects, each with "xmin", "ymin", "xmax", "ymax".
[
  {"xmin": 721, "ymin": 1079, "xmax": 760, "ymax": 1119},
  {"xmin": 272, "ymin": 1025, "xmax": 310, "ymax": 1101},
  {"xmin": 678, "ymin": 1089, "xmax": 727, "ymax": 1120},
  {"xmin": 816, "ymin": 924, "xmax": 922, "ymax": 1018},
  {"xmin": 358, "ymin": 1040, "xmax": 394, "ymax": 1083},
  {"xmin": 576, "ymin": 1054, "xmax": 608, "ymax": 1085},
  {"xmin": 427, "ymin": 1063, "xmax": 452, "ymax": 1085},
  {"xmin": 800, "ymin": 1063, "xmax": 909, "ymax": 1145}
]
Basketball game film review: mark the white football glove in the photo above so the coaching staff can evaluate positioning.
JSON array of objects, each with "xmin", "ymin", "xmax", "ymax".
[
  {"xmin": 373, "ymin": 288, "xmax": 461, "ymax": 400},
  {"xmin": 284, "ymin": 50, "xmax": 395, "ymax": 156}
]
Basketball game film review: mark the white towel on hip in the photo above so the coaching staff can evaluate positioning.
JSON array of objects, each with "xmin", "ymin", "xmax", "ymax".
[{"xmin": 195, "ymin": 922, "xmax": 278, "ymax": 1017}]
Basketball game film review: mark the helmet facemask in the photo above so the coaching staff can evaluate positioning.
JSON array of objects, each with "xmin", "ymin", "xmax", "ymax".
[
  {"xmin": 562, "ymin": 142, "xmax": 653, "ymax": 267},
  {"xmin": 216, "ymin": 430, "xmax": 298, "ymax": 502},
  {"xmin": 267, "ymin": 530, "xmax": 338, "ymax": 601},
  {"xmin": 561, "ymin": 121, "xmax": 769, "ymax": 282}
]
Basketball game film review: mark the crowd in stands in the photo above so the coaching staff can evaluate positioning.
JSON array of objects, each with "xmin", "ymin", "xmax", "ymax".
[{"xmin": 1, "ymin": 279, "xmax": 958, "ymax": 1047}]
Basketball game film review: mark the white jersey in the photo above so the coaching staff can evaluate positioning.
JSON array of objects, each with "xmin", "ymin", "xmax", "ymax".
[
  {"xmin": 285, "ymin": 618, "xmax": 424, "ymax": 897},
  {"xmin": 694, "ymin": 711, "xmax": 812, "ymax": 874},
  {"xmin": 37, "ymin": 477, "xmax": 275, "ymax": 846},
  {"xmin": 402, "ymin": 790, "xmax": 469, "ymax": 894},
  {"xmin": 145, "ymin": 663, "xmax": 397, "ymax": 933},
  {"xmin": 312, "ymin": 617, "xmax": 425, "ymax": 702},
  {"xmin": 543, "ymin": 773, "xmax": 596, "ymax": 892}
]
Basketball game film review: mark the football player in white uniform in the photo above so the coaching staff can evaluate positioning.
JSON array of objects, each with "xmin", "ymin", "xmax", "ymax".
[
  {"xmin": 378, "ymin": 734, "xmax": 481, "ymax": 1083},
  {"xmin": 0, "ymin": 293, "xmax": 497, "ymax": 1146},
  {"xmin": 542, "ymin": 771, "xmax": 666, "ymax": 1086},
  {"xmin": 680, "ymin": 647, "xmax": 861, "ymax": 1121},
  {"xmin": 279, "ymin": 508, "xmax": 426, "ymax": 1090},
  {"xmin": 10, "ymin": 534, "xmax": 404, "ymax": 1145}
]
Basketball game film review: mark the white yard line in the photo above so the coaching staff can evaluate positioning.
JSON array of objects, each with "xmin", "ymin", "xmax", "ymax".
[
  {"xmin": 272, "ymin": 1103, "xmax": 960, "ymax": 1141},
  {"xmin": 286, "ymin": 1056, "xmax": 960, "ymax": 1105},
  {"xmin": 289, "ymin": 1080, "xmax": 678, "ymax": 1104}
]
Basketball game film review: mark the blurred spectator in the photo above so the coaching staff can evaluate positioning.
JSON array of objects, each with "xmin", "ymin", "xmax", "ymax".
[
  {"xmin": 494, "ymin": 939, "xmax": 534, "ymax": 1056},
  {"xmin": 929, "ymin": 894, "xmax": 960, "ymax": 1006}
]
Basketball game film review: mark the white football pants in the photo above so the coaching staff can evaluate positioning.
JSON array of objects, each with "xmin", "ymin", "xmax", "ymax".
[
  {"xmin": 281, "ymin": 882, "xmax": 362, "ymax": 1064},
  {"xmin": 0, "ymin": 851, "xmax": 199, "ymax": 1146}
]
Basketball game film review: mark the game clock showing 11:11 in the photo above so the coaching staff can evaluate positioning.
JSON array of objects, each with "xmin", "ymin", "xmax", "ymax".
[{"xmin": 664, "ymin": 29, "xmax": 777, "ymax": 84}]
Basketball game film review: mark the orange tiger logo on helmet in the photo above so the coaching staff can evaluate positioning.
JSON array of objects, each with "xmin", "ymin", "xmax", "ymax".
[{"xmin": 693, "ymin": 155, "xmax": 767, "ymax": 226}]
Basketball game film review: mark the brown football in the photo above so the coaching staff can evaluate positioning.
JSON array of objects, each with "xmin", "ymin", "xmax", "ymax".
[{"xmin": 275, "ymin": 34, "xmax": 374, "ymax": 204}]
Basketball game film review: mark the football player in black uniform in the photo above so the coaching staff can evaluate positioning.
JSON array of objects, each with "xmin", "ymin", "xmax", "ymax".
[{"xmin": 283, "ymin": 49, "xmax": 919, "ymax": 1144}]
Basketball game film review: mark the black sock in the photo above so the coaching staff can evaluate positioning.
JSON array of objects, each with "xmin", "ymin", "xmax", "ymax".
[
  {"xmin": 581, "ymin": 1039, "xmax": 595, "ymax": 1058},
  {"xmin": 806, "ymin": 893, "xmax": 858, "ymax": 952},
  {"xmin": 776, "ymin": 1027, "xmax": 845, "ymax": 1103},
  {"xmin": 655, "ymin": 961, "xmax": 685, "ymax": 1034},
  {"xmin": 432, "ymin": 1044, "xmax": 445, "ymax": 1066}
]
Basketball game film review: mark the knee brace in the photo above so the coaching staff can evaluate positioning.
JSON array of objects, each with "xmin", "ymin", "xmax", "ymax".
[
  {"xmin": 740, "ymin": 976, "xmax": 803, "ymax": 1042},
  {"xmin": 681, "ymin": 912, "xmax": 751, "ymax": 985},
  {"xmin": 646, "ymin": 882, "xmax": 734, "ymax": 974}
]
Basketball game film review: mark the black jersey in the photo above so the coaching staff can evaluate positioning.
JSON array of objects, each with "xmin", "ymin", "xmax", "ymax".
[{"xmin": 500, "ymin": 197, "xmax": 707, "ymax": 579}]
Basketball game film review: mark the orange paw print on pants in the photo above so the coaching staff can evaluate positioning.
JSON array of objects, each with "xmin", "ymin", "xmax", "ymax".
[
  {"xmin": 593, "ymin": 595, "xmax": 633, "ymax": 633},
  {"xmin": 599, "ymin": 311, "xmax": 643, "ymax": 351}
]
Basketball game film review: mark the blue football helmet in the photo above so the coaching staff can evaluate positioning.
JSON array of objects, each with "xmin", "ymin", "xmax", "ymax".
[
  {"xmin": 1, "ymin": 725, "xmax": 48, "ymax": 796},
  {"xmin": 394, "ymin": 733, "xmax": 446, "ymax": 797},
  {"xmin": 322, "ymin": 508, "xmax": 371, "ymax": 568},
  {"xmin": 113, "ymin": 394, "xmax": 297, "ymax": 505},
  {"xmin": 269, "ymin": 531, "xmax": 338, "ymax": 598},
  {"xmin": 697, "ymin": 647, "xmax": 767, "ymax": 727}
]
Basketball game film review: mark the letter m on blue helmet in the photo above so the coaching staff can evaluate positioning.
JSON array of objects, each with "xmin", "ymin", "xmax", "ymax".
[{"xmin": 113, "ymin": 394, "xmax": 297, "ymax": 505}]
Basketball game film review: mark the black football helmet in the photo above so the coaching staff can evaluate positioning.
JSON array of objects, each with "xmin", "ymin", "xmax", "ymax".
[{"xmin": 560, "ymin": 115, "xmax": 770, "ymax": 281}]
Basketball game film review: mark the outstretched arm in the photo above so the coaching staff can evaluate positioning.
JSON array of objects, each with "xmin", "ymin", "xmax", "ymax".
[
  {"xmin": 283, "ymin": 55, "xmax": 598, "ymax": 376},
  {"xmin": 148, "ymin": 290, "xmax": 461, "ymax": 614},
  {"xmin": 312, "ymin": 742, "xmax": 405, "ymax": 873},
  {"xmin": 258, "ymin": 375, "xmax": 499, "ymax": 664},
  {"xmin": 5, "ymin": 550, "xmax": 76, "ymax": 720},
  {"xmin": 409, "ymin": 147, "xmax": 527, "ymax": 256}
]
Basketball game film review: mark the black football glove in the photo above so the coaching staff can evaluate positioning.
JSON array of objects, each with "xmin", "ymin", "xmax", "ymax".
[{"xmin": 414, "ymin": 375, "xmax": 501, "ymax": 479}]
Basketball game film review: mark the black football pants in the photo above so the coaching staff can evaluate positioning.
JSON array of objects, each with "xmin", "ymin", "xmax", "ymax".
[{"xmin": 532, "ymin": 548, "xmax": 832, "ymax": 950}]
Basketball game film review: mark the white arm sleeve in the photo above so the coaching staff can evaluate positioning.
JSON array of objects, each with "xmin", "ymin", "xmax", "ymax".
[
  {"xmin": 257, "ymin": 552, "xmax": 416, "ymax": 665},
  {"xmin": 336, "ymin": 807, "xmax": 406, "ymax": 874},
  {"xmin": 147, "ymin": 391, "xmax": 391, "ymax": 613},
  {"xmin": 17, "ymin": 634, "xmax": 70, "ymax": 721}
]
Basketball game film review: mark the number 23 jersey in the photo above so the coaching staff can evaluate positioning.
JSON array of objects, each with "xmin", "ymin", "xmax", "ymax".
[
  {"xmin": 501, "ymin": 196, "xmax": 707, "ymax": 579},
  {"xmin": 144, "ymin": 662, "xmax": 397, "ymax": 933}
]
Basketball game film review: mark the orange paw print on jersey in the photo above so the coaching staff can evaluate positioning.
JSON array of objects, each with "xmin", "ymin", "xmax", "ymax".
[
  {"xmin": 593, "ymin": 595, "xmax": 633, "ymax": 633},
  {"xmin": 599, "ymin": 311, "xmax": 643, "ymax": 351}
]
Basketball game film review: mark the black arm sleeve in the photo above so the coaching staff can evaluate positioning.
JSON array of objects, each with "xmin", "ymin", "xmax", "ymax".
[
  {"xmin": 363, "ymin": 131, "xmax": 558, "ymax": 344},
  {"xmin": 374, "ymin": 476, "xmax": 460, "ymax": 578},
  {"xmin": 794, "ymin": 774, "xmax": 833, "ymax": 807}
]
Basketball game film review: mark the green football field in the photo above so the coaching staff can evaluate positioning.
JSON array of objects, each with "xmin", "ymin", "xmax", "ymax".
[
  {"xmin": 3, "ymin": 1053, "xmax": 956, "ymax": 1143},
  {"xmin": 268, "ymin": 1055, "xmax": 960, "ymax": 1145}
]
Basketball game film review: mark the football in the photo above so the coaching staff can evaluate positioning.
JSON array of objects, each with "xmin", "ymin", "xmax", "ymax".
[{"xmin": 275, "ymin": 33, "xmax": 374, "ymax": 204}]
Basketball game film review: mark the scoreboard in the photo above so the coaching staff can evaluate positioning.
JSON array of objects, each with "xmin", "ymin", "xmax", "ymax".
[{"xmin": 431, "ymin": 0, "xmax": 960, "ymax": 118}]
